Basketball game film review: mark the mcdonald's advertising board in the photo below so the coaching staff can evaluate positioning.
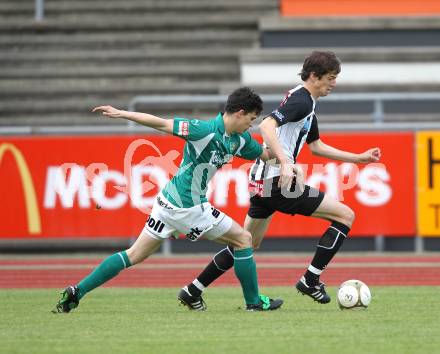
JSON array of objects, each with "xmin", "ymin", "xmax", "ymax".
[
  {"xmin": 417, "ymin": 131, "xmax": 440, "ymax": 236},
  {"xmin": 0, "ymin": 133, "xmax": 415, "ymax": 239}
]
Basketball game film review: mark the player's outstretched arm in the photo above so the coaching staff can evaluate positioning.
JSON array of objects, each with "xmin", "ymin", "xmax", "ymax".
[
  {"xmin": 92, "ymin": 105, "xmax": 173, "ymax": 134},
  {"xmin": 309, "ymin": 139, "xmax": 381, "ymax": 163}
]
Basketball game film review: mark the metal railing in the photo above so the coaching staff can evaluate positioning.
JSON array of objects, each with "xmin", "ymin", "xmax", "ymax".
[
  {"xmin": 128, "ymin": 91, "xmax": 440, "ymax": 128},
  {"xmin": 35, "ymin": 0, "xmax": 45, "ymax": 22},
  {"xmin": 1, "ymin": 92, "xmax": 440, "ymax": 136}
]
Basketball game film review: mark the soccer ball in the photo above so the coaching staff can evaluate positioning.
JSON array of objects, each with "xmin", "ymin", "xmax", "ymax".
[{"xmin": 337, "ymin": 279, "xmax": 371, "ymax": 309}]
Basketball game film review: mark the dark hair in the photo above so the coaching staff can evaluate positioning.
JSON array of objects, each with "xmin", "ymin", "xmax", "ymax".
[
  {"xmin": 300, "ymin": 51, "xmax": 341, "ymax": 81},
  {"xmin": 224, "ymin": 87, "xmax": 263, "ymax": 115}
]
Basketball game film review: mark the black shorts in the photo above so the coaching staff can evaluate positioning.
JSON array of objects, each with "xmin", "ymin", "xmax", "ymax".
[{"xmin": 248, "ymin": 177, "xmax": 325, "ymax": 219}]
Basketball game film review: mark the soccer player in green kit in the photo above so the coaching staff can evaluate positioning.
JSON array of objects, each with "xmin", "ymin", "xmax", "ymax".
[{"xmin": 53, "ymin": 87, "xmax": 283, "ymax": 313}]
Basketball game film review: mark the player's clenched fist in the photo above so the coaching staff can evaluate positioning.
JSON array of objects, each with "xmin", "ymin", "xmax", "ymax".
[{"xmin": 357, "ymin": 147, "xmax": 381, "ymax": 163}]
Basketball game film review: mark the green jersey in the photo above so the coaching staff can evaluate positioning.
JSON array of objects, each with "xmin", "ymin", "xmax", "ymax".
[{"xmin": 161, "ymin": 113, "xmax": 263, "ymax": 208}]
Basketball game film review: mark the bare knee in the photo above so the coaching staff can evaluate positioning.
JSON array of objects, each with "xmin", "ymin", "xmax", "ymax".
[
  {"xmin": 230, "ymin": 230, "xmax": 252, "ymax": 250},
  {"xmin": 252, "ymin": 237, "xmax": 262, "ymax": 250},
  {"xmin": 340, "ymin": 205, "xmax": 355, "ymax": 228},
  {"xmin": 125, "ymin": 233, "xmax": 161, "ymax": 265}
]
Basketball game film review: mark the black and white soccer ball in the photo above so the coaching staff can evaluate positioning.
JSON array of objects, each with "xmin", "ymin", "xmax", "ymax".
[{"xmin": 337, "ymin": 279, "xmax": 371, "ymax": 309}]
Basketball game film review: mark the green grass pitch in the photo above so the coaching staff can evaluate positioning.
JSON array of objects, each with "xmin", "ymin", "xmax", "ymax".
[{"xmin": 1, "ymin": 287, "xmax": 439, "ymax": 354}]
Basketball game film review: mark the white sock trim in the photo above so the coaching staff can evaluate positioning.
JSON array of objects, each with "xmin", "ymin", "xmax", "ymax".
[
  {"xmin": 317, "ymin": 231, "xmax": 341, "ymax": 250},
  {"xmin": 192, "ymin": 279, "xmax": 205, "ymax": 292},
  {"xmin": 329, "ymin": 226, "xmax": 347, "ymax": 238},
  {"xmin": 117, "ymin": 252, "xmax": 127, "ymax": 268},
  {"xmin": 308, "ymin": 265, "xmax": 323, "ymax": 275},
  {"xmin": 213, "ymin": 258, "xmax": 228, "ymax": 271},
  {"xmin": 212, "ymin": 247, "xmax": 232, "ymax": 271},
  {"xmin": 226, "ymin": 246, "xmax": 234, "ymax": 257},
  {"xmin": 233, "ymin": 254, "xmax": 253, "ymax": 260}
]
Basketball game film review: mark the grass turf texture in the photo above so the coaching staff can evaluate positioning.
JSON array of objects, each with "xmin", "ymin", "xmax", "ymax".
[{"xmin": 1, "ymin": 287, "xmax": 439, "ymax": 354}]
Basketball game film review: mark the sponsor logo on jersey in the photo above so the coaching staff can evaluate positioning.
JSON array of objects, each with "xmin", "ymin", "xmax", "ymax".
[
  {"xmin": 273, "ymin": 110, "xmax": 284, "ymax": 121},
  {"xmin": 209, "ymin": 151, "xmax": 232, "ymax": 167},
  {"xmin": 248, "ymin": 180, "xmax": 264, "ymax": 197},
  {"xmin": 301, "ymin": 116, "xmax": 312, "ymax": 134},
  {"xmin": 178, "ymin": 121, "xmax": 189, "ymax": 136}
]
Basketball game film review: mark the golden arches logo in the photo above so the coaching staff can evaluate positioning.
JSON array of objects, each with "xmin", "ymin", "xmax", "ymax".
[{"xmin": 0, "ymin": 143, "xmax": 41, "ymax": 234}]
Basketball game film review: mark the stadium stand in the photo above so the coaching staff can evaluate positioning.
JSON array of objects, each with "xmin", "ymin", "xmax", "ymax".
[
  {"xmin": 0, "ymin": 0, "xmax": 277, "ymax": 126},
  {"xmin": 1, "ymin": 0, "xmax": 439, "ymax": 126},
  {"xmin": 239, "ymin": 46, "xmax": 440, "ymax": 123},
  {"xmin": 259, "ymin": 16, "xmax": 440, "ymax": 48},
  {"xmin": 234, "ymin": 12, "xmax": 440, "ymax": 123}
]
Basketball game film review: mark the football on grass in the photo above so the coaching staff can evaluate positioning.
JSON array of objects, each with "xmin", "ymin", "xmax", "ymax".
[{"xmin": 337, "ymin": 279, "xmax": 371, "ymax": 309}]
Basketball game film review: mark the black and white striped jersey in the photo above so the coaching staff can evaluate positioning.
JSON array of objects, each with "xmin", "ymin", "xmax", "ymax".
[{"xmin": 250, "ymin": 85, "xmax": 320, "ymax": 181}]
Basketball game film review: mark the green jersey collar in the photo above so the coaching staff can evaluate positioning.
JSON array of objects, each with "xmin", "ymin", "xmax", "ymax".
[
  {"xmin": 216, "ymin": 112, "xmax": 234, "ymax": 138},
  {"xmin": 215, "ymin": 112, "xmax": 225, "ymax": 135}
]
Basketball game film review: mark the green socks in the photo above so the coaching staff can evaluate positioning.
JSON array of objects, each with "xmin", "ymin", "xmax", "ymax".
[
  {"xmin": 233, "ymin": 248, "xmax": 260, "ymax": 305},
  {"xmin": 76, "ymin": 249, "xmax": 260, "ymax": 305},
  {"xmin": 77, "ymin": 251, "xmax": 131, "ymax": 300}
]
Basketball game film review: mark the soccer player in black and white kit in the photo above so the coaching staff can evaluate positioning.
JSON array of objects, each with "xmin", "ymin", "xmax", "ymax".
[{"xmin": 178, "ymin": 51, "xmax": 381, "ymax": 309}]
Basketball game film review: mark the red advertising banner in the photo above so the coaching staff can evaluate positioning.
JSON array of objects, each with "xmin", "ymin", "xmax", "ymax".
[{"xmin": 0, "ymin": 132, "xmax": 415, "ymax": 238}]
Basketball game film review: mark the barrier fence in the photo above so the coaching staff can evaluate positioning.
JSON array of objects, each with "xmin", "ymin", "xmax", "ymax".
[{"xmin": 128, "ymin": 92, "xmax": 440, "ymax": 126}]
